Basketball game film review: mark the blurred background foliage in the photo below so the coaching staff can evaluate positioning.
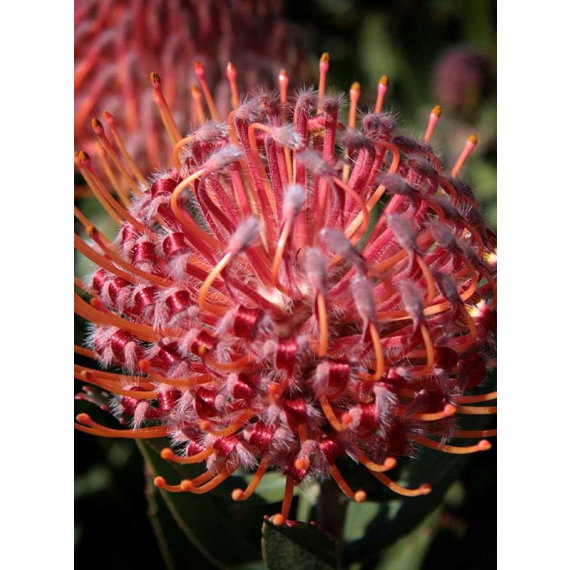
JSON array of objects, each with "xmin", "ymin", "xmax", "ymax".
[{"xmin": 75, "ymin": 0, "xmax": 496, "ymax": 568}]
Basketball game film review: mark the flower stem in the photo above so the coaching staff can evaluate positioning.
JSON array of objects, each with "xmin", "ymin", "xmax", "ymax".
[
  {"xmin": 317, "ymin": 479, "xmax": 349, "ymax": 541},
  {"xmin": 144, "ymin": 464, "xmax": 176, "ymax": 570}
]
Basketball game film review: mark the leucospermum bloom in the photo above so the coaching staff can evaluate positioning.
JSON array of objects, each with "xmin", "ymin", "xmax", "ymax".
[
  {"xmin": 432, "ymin": 46, "xmax": 494, "ymax": 116},
  {"xmin": 75, "ymin": 0, "xmax": 308, "ymax": 171},
  {"xmin": 74, "ymin": 54, "xmax": 497, "ymax": 526}
]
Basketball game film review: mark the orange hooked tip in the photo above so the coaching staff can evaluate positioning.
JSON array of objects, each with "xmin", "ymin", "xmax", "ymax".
[
  {"xmin": 77, "ymin": 150, "xmax": 90, "ymax": 163},
  {"xmin": 272, "ymin": 514, "xmax": 286, "ymax": 526},
  {"xmin": 294, "ymin": 458, "xmax": 310, "ymax": 471},
  {"xmin": 80, "ymin": 369, "xmax": 95, "ymax": 382},
  {"xmin": 320, "ymin": 52, "xmax": 330, "ymax": 69},
  {"xmin": 268, "ymin": 384, "xmax": 281, "ymax": 399},
  {"xmin": 354, "ymin": 490, "xmax": 367, "ymax": 503},
  {"xmin": 444, "ymin": 404, "xmax": 457, "ymax": 417},
  {"xmin": 431, "ymin": 104, "xmax": 442, "ymax": 118},
  {"xmin": 160, "ymin": 448, "xmax": 175, "ymax": 461},
  {"xmin": 350, "ymin": 82, "xmax": 361, "ymax": 94},
  {"xmin": 419, "ymin": 484, "xmax": 432, "ymax": 495},
  {"xmin": 102, "ymin": 109, "xmax": 116, "ymax": 126},
  {"xmin": 231, "ymin": 488, "xmax": 245, "ymax": 501},
  {"xmin": 91, "ymin": 298, "xmax": 108, "ymax": 312},
  {"xmin": 194, "ymin": 60, "xmax": 206, "ymax": 79},
  {"xmin": 226, "ymin": 61, "xmax": 237, "ymax": 79},
  {"xmin": 154, "ymin": 476, "xmax": 166, "ymax": 488},
  {"xmin": 424, "ymin": 104, "xmax": 442, "ymax": 142},
  {"xmin": 349, "ymin": 82, "xmax": 361, "ymax": 125},
  {"xmin": 278, "ymin": 69, "xmax": 289, "ymax": 107},
  {"xmin": 478, "ymin": 440, "xmax": 492, "ymax": 451},
  {"xmin": 199, "ymin": 420, "xmax": 212, "ymax": 432},
  {"xmin": 138, "ymin": 358, "xmax": 151, "ymax": 372},
  {"xmin": 451, "ymin": 134, "xmax": 479, "ymax": 178},
  {"xmin": 76, "ymin": 412, "xmax": 92, "ymax": 425},
  {"xmin": 375, "ymin": 75, "xmax": 390, "ymax": 113},
  {"xmin": 384, "ymin": 457, "xmax": 397, "ymax": 470},
  {"xmin": 149, "ymin": 71, "xmax": 161, "ymax": 88},
  {"xmin": 91, "ymin": 118, "xmax": 104, "ymax": 135},
  {"xmin": 341, "ymin": 412, "xmax": 353, "ymax": 426},
  {"xmin": 153, "ymin": 476, "xmax": 192, "ymax": 492},
  {"xmin": 86, "ymin": 225, "xmax": 98, "ymax": 239}
]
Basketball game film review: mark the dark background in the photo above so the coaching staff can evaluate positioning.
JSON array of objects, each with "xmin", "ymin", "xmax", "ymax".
[{"xmin": 75, "ymin": 1, "xmax": 496, "ymax": 568}]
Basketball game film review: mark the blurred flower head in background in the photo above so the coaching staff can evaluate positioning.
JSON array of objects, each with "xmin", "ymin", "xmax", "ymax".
[
  {"xmin": 74, "ymin": 49, "xmax": 497, "ymax": 526},
  {"xmin": 74, "ymin": 0, "xmax": 309, "ymax": 171},
  {"xmin": 432, "ymin": 46, "xmax": 494, "ymax": 119}
]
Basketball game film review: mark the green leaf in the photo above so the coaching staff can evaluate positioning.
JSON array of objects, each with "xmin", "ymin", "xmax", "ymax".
[
  {"xmin": 342, "ymin": 395, "xmax": 496, "ymax": 564},
  {"xmin": 144, "ymin": 464, "xmax": 216, "ymax": 570},
  {"xmin": 461, "ymin": 0, "xmax": 495, "ymax": 49},
  {"xmin": 357, "ymin": 13, "xmax": 425, "ymax": 111},
  {"xmin": 470, "ymin": 161, "xmax": 497, "ymax": 200},
  {"xmin": 232, "ymin": 563, "xmax": 267, "ymax": 570},
  {"xmin": 262, "ymin": 520, "xmax": 338, "ymax": 570},
  {"xmin": 295, "ymin": 483, "xmax": 320, "ymax": 523},
  {"xmin": 343, "ymin": 500, "xmax": 383, "ymax": 543},
  {"xmin": 246, "ymin": 472, "xmax": 302, "ymax": 504},
  {"xmin": 358, "ymin": 14, "xmax": 402, "ymax": 84},
  {"xmin": 74, "ymin": 523, "xmax": 82, "ymax": 549},
  {"xmin": 342, "ymin": 451, "xmax": 471, "ymax": 566},
  {"xmin": 74, "ymin": 465, "xmax": 112, "ymax": 498},
  {"xmin": 137, "ymin": 439, "xmax": 265, "ymax": 569},
  {"xmin": 372, "ymin": 508, "xmax": 441, "ymax": 570}
]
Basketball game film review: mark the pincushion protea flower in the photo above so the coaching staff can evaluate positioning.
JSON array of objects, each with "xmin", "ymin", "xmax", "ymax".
[
  {"xmin": 75, "ymin": 0, "xmax": 308, "ymax": 171},
  {"xmin": 432, "ymin": 46, "xmax": 494, "ymax": 116},
  {"xmin": 74, "ymin": 53, "xmax": 497, "ymax": 526}
]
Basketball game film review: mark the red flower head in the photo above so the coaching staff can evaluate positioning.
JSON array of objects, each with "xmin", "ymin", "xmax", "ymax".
[
  {"xmin": 75, "ymin": 54, "xmax": 497, "ymax": 526},
  {"xmin": 74, "ymin": 0, "xmax": 308, "ymax": 170},
  {"xmin": 432, "ymin": 46, "xmax": 494, "ymax": 116}
]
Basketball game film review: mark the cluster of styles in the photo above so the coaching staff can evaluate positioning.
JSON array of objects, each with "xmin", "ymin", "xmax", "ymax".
[
  {"xmin": 74, "ymin": 0, "xmax": 308, "ymax": 169},
  {"xmin": 74, "ymin": 52, "xmax": 497, "ymax": 526}
]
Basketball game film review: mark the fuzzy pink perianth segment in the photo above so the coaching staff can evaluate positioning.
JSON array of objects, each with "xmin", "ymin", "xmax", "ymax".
[{"xmin": 74, "ymin": 55, "xmax": 497, "ymax": 524}]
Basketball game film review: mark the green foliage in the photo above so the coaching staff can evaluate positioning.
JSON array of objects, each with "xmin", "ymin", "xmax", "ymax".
[
  {"xmin": 143, "ymin": 464, "xmax": 216, "ymax": 570},
  {"xmin": 341, "ymin": 450, "xmax": 471, "ymax": 565},
  {"xmin": 262, "ymin": 520, "xmax": 338, "ymax": 570},
  {"xmin": 137, "ymin": 439, "xmax": 271, "ymax": 568}
]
